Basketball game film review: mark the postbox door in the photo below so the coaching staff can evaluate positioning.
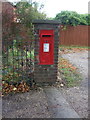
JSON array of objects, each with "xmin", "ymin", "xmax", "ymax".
[{"xmin": 39, "ymin": 30, "xmax": 54, "ymax": 65}]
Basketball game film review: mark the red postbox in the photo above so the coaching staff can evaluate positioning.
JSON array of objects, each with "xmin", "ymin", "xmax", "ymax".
[{"xmin": 39, "ymin": 30, "xmax": 54, "ymax": 65}]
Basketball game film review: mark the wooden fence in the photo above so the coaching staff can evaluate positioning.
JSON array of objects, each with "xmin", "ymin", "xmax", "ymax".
[{"xmin": 59, "ymin": 25, "xmax": 89, "ymax": 46}]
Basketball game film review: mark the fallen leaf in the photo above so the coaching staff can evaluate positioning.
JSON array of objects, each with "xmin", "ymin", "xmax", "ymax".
[{"xmin": 13, "ymin": 87, "xmax": 17, "ymax": 91}]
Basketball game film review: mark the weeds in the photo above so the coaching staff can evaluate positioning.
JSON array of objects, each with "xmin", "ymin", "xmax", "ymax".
[{"xmin": 58, "ymin": 57, "xmax": 82, "ymax": 87}]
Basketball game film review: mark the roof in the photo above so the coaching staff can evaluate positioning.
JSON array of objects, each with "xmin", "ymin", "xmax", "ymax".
[{"xmin": 33, "ymin": 20, "xmax": 61, "ymax": 25}]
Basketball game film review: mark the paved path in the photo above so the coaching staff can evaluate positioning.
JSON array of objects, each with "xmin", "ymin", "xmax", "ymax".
[{"xmin": 44, "ymin": 87, "xmax": 80, "ymax": 118}]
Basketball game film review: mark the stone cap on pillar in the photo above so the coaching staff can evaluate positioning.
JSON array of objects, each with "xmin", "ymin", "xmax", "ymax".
[{"xmin": 32, "ymin": 20, "xmax": 61, "ymax": 25}]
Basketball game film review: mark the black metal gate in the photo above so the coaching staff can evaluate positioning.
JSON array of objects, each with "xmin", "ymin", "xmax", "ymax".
[{"xmin": 2, "ymin": 24, "xmax": 34, "ymax": 86}]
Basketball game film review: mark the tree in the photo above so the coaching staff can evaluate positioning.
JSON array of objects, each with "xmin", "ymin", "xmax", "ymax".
[
  {"xmin": 2, "ymin": 2, "xmax": 15, "ymax": 50},
  {"xmin": 15, "ymin": 0, "xmax": 47, "ymax": 41},
  {"xmin": 15, "ymin": 0, "xmax": 46, "ymax": 27},
  {"xmin": 86, "ymin": 14, "xmax": 90, "ymax": 25},
  {"xmin": 55, "ymin": 11, "xmax": 88, "ymax": 26},
  {"xmin": 79, "ymin": 14, "xmax": 88, "ymax": 25}
]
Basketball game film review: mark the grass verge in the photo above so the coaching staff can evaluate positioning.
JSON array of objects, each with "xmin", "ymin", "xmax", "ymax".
[
  {"xmin": 59, "ymin": 45, "xmax": 88, "ymax": 55},
  {"xmin": 58, "ymin": 57, "xmax": 82, "ymax": 87},
  {"xmin": 59, "ymin": 45, "xmax": 90, "ymax": 49}
]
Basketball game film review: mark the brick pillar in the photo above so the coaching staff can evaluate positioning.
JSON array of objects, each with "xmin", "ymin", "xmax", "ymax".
[{"xmin": 33, "ymin": 20, "xmax": 60, "ymax": 84}]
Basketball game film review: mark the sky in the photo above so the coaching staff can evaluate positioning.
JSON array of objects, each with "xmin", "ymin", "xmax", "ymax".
[{"xmin": 8, "ymin": 0, "xmax": 89, "ymax": 18}]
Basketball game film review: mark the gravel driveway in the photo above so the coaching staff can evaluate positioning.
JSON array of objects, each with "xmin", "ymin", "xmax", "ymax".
[{"xmin": 61, "ymin": 50, "xmax": 88, "ymax": 118}]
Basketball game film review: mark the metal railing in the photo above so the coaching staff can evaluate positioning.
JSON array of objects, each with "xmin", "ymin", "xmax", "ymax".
[{"xmin": 2, "ymin": 25, "xmax": 34, "ymax": 86}]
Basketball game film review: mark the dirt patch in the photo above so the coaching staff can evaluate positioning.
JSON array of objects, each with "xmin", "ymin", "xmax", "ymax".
[{"xmin": 2, "ymin": 89, "xmax": 51, "ymax": 118}]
